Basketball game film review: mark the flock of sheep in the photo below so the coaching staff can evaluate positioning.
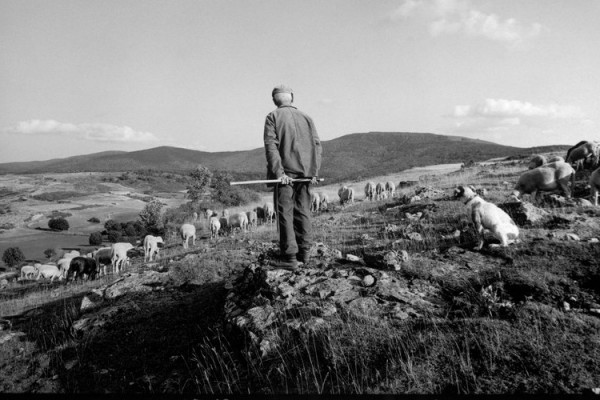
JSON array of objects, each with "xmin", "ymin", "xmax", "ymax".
[{"xmin": 15, "ymin": 139, "xmax": 600, "ymax": 283}]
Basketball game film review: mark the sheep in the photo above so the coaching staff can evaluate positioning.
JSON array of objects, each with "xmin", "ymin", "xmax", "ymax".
[
  {"xmin": 256, "ymin": 206, "xmax": 265, "ymax": 224},
  {"xmin": 143, "ymin": 235, "xmax": 164, "ymax": 262},
  {"xmin": 192, "ymin": 211, "xmax": 198, "ymax": 221},
  {"xmin": 512, "ymin": 161, "xmax": 575, "ymax": 203},
  {"xmin": 204, "ymin": 209, "xmax": 215, "ymax": 219},
  {"xmin": 222, "ymin": 209, "xmax": 230, "ymax": 219},
  {"xmin": 385, "ymin": 181, "xmax": 396, "ymax": 198},
  {"xmin": 36, "ymin": 264, "xmax": 63, "ymax": 282},
  {"xmin": 589, "ymin": 167, "xmax": 600, "ymax": 206},
  {"xmin": 565, "ymin": 140, "xmax": 600, "ymax": 172},
  {"xmin": 56, "ymin": 257, "xmax": 74, "ymax": 279},
  {"xmin": 310, "ymin": 191, "xmax": 320, "ymax": 212},
  {"xmin": 63, "ymin": 250, "xmax": 80, "ymax": 259},
  {"xmin": 180, "ymin": 223, "xmax": 196, "ymax": 249},
  {"xmin": 67, "ymin": 257, "xmax": 98, "ymax": 282},
  {"xmin": 20, "ymin": 265, "xmax": 37, "ymax": 280},
  {"xmin": 364, "ymin": 182, "xmax": 376, "ymax": 201},
  {"xmin": 111, "ymin": 242, "xmax": 134, "ymax": 274},
  {"xmin": 528, "ymin": 154, "xmax": 547, "ymax": 170},
  {"xmin": 209, "ymin": 216, "xmax": 221, "ymax": 239},
  {"xmin": 375, "ymin": 182, "xmax": 386, "ymax": 201},
  {"xmin": 228, "ymin": 212, "xmax": 248, "ymax": 235},
  {"xmin": 318, "ymin": 192, "xmax": 329, "ymax": 211},
  {"xmin": 338, "ymin": 186, "xmax": 354, "ymax": 205},
  {"xmin": 219, "ymin": 217, "xmax": 229, "ymax": 236},
  {"xmin": 246, "ymin": 210, "xmax": 258, "ymax": 231},
  {"xmin": 94, "ymin": 247, "xmax": 112, "ymax": 276},
  {"xmin": 264, "ymin": 202, "xmax": 275, "ymax": 224}
]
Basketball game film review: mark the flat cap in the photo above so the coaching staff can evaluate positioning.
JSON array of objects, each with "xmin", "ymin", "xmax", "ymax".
[{"xmin": 272, "ymin": 85, "xmax": 293, "ymax": 96}]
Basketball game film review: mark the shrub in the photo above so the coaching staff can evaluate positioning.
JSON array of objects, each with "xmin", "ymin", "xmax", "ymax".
[
  {"xmin": 139, "ymin": 200, "xmax": 164, "ymax": 234},
  {"xmin": 2, "ymin": 247, "xmax": 25, "ymax": 267},
  {"xmin": 107, "ymin": 230, "xmax": 122, "ymax": 243},
  {"xmin": 48, "ymin": 217, "xmax": 69, "ymax": 231},
  {"xmin": 43, "ymin": 248, "xmax": 56, "ymax": 259},
  {"xmin": 124, "ymin": 223, "xmax": 137, "ymax": 237},
  {"xmin": 89, "ymin": 232, "xmax": 103, "ymax": 246},
  {"xmin": 104, "ymin": 219, "xmax": 121, "ymax": 232},
  {"xmin": 88, "ymin": 217, "xmax": 101, "ymax": 223}
]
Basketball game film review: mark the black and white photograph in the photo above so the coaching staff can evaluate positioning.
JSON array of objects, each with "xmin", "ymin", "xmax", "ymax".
[{"xmin": 1, "ymin": 0, "xmax": 599, "ymax": 395}]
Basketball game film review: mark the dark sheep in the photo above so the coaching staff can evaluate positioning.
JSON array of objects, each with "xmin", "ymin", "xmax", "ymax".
[{"xmin": 67, "ymin": 256, "xmax": 98, "ymax": 282}]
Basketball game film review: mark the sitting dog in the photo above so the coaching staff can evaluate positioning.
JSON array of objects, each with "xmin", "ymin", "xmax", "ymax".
[{"xmin": 454, "ymin": 185, "xmax": 519, "ymax": 251}]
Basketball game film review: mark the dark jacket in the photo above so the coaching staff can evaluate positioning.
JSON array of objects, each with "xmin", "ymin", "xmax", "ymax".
[{"xmin": 264, "ymin": 105, "xmax": 322, "ymax": 180}]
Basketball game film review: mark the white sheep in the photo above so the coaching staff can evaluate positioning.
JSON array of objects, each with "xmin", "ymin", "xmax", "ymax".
[
  {"xmin": 143, "ymin": 235, "xmax": 164, "ymax": 262},
  {"xmin": 111, "ymin": 242, "xmax": 134, "ymax": 274},
  {"xmin": 310, "ymin": 191, "xmax": 320, "ymax": 212},
  {"xmin": 228, "ymin": 212, "xmax": 248, "ymax": 234},
  {"xmin": 318, "ymin": 192, "xmax": 329, "ymax": 210},
  {"xmin": 209, "ymin": 216, "xmax": 221, "ymax": 239},
  {"xmin": 589, "ymin": 167, "xmax": 600, "ymax": 206},
  {"xmin": 94, "ymin": 247, "xmax": 112, "ymax": 276},
  {"xmin": 512, "ymin": 161, "xmax": 574, "ymax": 203},
  {"xmin": 547, "ymin": 155, "xmax": 564, "ymax": 163},
  {"xmin": 364, "ymin": 182, "xmax": 376, "ymax": 201},
  {"xmin": 264, "ymin": 202, "xmax": 275, "ymax": 224},
  {"xmin": 375, "ymin": 182, "xmax": 386, "ymax": 201},
  {"xmin": 246, "ymin": 210, "xmax": 258, "ymax": 231},
  {"xmin": 56, "ymin": 257, "xmax": 74, "ymax": 279},
  {"xmin": 36, "ymin": 264, "xmax": 63, "ymax": 282},
  {"xmin": 180, "ymin": 223, "xmax": 196, "ymax": 249},
  {"xmin": 20, "ymin": 265, "xmax": 37, "ymax": 280}
]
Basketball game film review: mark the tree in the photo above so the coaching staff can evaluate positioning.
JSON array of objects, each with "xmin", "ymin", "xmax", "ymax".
[
  {"xmin": 139, "ymin": 199, "xmax": 164, "ymax": 234},
  {"xmin": 48, "ymin": 217, "xmax": 69, "ymax": 231},
  {"xmin": 2, "ymin": 247, "xmax": 25, "ymax": 268},
  {"xmin": 44, "ymin": 248, "xmax": 56, "ymax": 259},
  {"xmin": 104, "ymin": 219, "xmax": 121, "ymax": 232},
  {"xmin": 107, "ymin": 230, "xmax": 122, "ymax": 243},
  {"xmin": 186, "ymin": 165, "xmax": 213, "ymax": 203},
  {"xmin": 89, "ymin": 232, "xmax": 103, "ymax": 246}
]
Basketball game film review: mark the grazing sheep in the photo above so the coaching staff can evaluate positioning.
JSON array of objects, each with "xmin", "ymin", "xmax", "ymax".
[
  {"xmin": 228, "ymin": 212, "xmax": 248, "ymax": 234},
  {"xmin": 94, "ymin": 247, "xmax": 112, "ymax": 276},
  {"xmin": 385, "ymin": 181, "xmax": 396, "ymax": 198},
  {"xmin": 143, "ymin": 235, "xmax": 164, "ymax": 262},
  {"xmin": 222, "ymin": 209, "xmax": 230, "ymax": 219},
  {"xmin": 589, "ymin": 167, "xmax": 600, "ymax": 206},
  {"xmin": 246, "ymin": 210, "xmax": 258, "ymax": 230},
  {"xmin": 111, "ymin": 242, "xmax": 134, "ymax": 274},
  {"xmin": 36, "ymin": 264, "xmax": 63, "ymax": 282},
  {"xmin": 67, "ymin": 257, "xmax": 98, "ymax": 281},
  {"xmin": 338, "ymin": 186, "xmax": 354, "ymax": 205},
  {"xmin": 454, "ymin": 186, "xmax": 519, "ymax": 251},
  {"xmin": 20, "ymin": 265, "xmax": 37, "ymax": 280},
  {"xmin": 209, "ymin": 216, "xmax": 221, "ymax": 239},
  {"xmin": 547, "ymin": 155, "xmax": 564, "ymax": 163},
  {"xmin": 566, "ymin": 140, "xmax": 600, "ymax": 170},
  {"xmin": 364, "ymin": 182, "xmax": 376, "ymax": 201},
  {"xmin": 255, "ymin": 206, "xmax": 265, "ymax": 225},
  {"xmin": 318, "ymin": 192, "xmax": 329, "ymax": 211},
  {"xmin": 264, "ymin": 202, "xmax": 275, "ymax": 224},
  {"xmin": 219, "ymin": 217, "xmax": 229, "ymax": 236},
  {"xmin": 512, "ymin": 161, "xmax": 575, "ymax": 203},
  {"xmin": 180, "ymin": 223, "xmax": 196, "ymax": 249},
  {"xmin": 56, "ymin": 257, "xmax": 74, "ymax": 279},
  {"xmin": 375, "ymin": 182, "xmax": 386, "ymax": 201},
  {"xmin": 204, "ymin": 209, "xmax": 215, "ymax": 219},
  {"xmin": 528, "ymin": 154, "xmax": 547, "ymax": 170},
  {"xmin": 310, "ymin": 191, "xmax": 320, "ymax": 212}
]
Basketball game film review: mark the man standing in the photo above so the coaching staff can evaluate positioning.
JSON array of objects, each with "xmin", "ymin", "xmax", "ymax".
[{"xmin": 264, "ymin": 85, "xmax": 322, "ymax": 269}]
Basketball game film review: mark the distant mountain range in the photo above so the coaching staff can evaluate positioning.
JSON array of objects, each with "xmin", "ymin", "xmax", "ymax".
[{"xmin": 0, "ymin": 132, "xmax": 569, "ymax": 183}]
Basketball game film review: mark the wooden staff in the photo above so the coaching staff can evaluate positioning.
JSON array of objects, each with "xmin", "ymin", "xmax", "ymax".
[{"xmin": 230, "ymin": 178, "xmax": 324, "ymax": 185}]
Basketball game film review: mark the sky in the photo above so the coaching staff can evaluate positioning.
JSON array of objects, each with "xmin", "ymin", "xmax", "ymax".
[{"xmin": 1, "ymin": 0, "xmax": 599, "ymax": 162}]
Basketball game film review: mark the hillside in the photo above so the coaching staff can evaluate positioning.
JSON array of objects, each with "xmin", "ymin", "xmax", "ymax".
[{"xmin": 0, "ymin": 132, "xmax": 569, "ymax": 183}]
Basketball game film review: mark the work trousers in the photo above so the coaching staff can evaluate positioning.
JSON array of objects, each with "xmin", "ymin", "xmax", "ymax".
[{"xmin": 274, "ymin": 182, "xmax": 311, "ymax": 259}]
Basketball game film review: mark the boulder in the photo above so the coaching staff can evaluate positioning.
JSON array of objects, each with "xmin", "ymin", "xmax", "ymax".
[{"xmin": 499, "ymin": 201, "xmax": 549, "ymax": 226}]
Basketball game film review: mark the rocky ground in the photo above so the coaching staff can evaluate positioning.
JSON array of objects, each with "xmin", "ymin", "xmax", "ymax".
[{"xmin": 1, "ymin": 159, "xmax": 600, "ymax": 394}]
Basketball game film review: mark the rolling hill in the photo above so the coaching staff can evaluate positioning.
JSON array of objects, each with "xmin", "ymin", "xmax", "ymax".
[{"xmin": 0, "ymin": 132, "xmax": 569, "ymax": 183}]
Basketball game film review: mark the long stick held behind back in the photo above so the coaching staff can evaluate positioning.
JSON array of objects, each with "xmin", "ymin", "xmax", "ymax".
[{"xmin": 230, "ymin": 178, "xmax": 324, "ymax": 186}]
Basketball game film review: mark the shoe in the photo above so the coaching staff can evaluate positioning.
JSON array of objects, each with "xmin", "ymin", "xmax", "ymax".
[
  {"xmin": 271, "ymin": 256, "xmax": 299, "ymax": 270},
  {"xmin": 297, "ymin": 252, "xmax": 310, "ymax": 264}
]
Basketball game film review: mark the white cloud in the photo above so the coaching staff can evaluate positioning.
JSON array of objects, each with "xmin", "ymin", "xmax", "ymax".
[
  {"xmin": 390, "ymin": 0, "xmax": 545, "ymax": 48},
  {"xmin": 453, "ymin": 99, "xmax": 585, "ymax": 120},
  {"xmin": 3, "ymin": 119, "xmax": 159, "ymax": 142}
]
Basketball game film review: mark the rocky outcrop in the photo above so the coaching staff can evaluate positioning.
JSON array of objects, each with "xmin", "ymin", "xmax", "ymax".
[
  {"xmin": 224, "ymin": 249, "xmax": 444, "ymax": 358},
  {"xmin": 499, "ymin": 201, "xmax": 549, "ymax": 226}
]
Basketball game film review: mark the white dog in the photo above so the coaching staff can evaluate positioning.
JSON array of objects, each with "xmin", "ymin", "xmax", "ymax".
[{"xmin": 454, "ymin": 186, "xmax": 519, "ymax": 251}]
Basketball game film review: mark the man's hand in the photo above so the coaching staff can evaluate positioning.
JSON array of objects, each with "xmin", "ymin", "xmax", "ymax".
[
  {"xmin": 280, "ymin": 174, "xmax": 293, "ymax": 185},
  {"xmin": 310, "ymin": 177, "xmax": 319, "ymax": 185}
]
